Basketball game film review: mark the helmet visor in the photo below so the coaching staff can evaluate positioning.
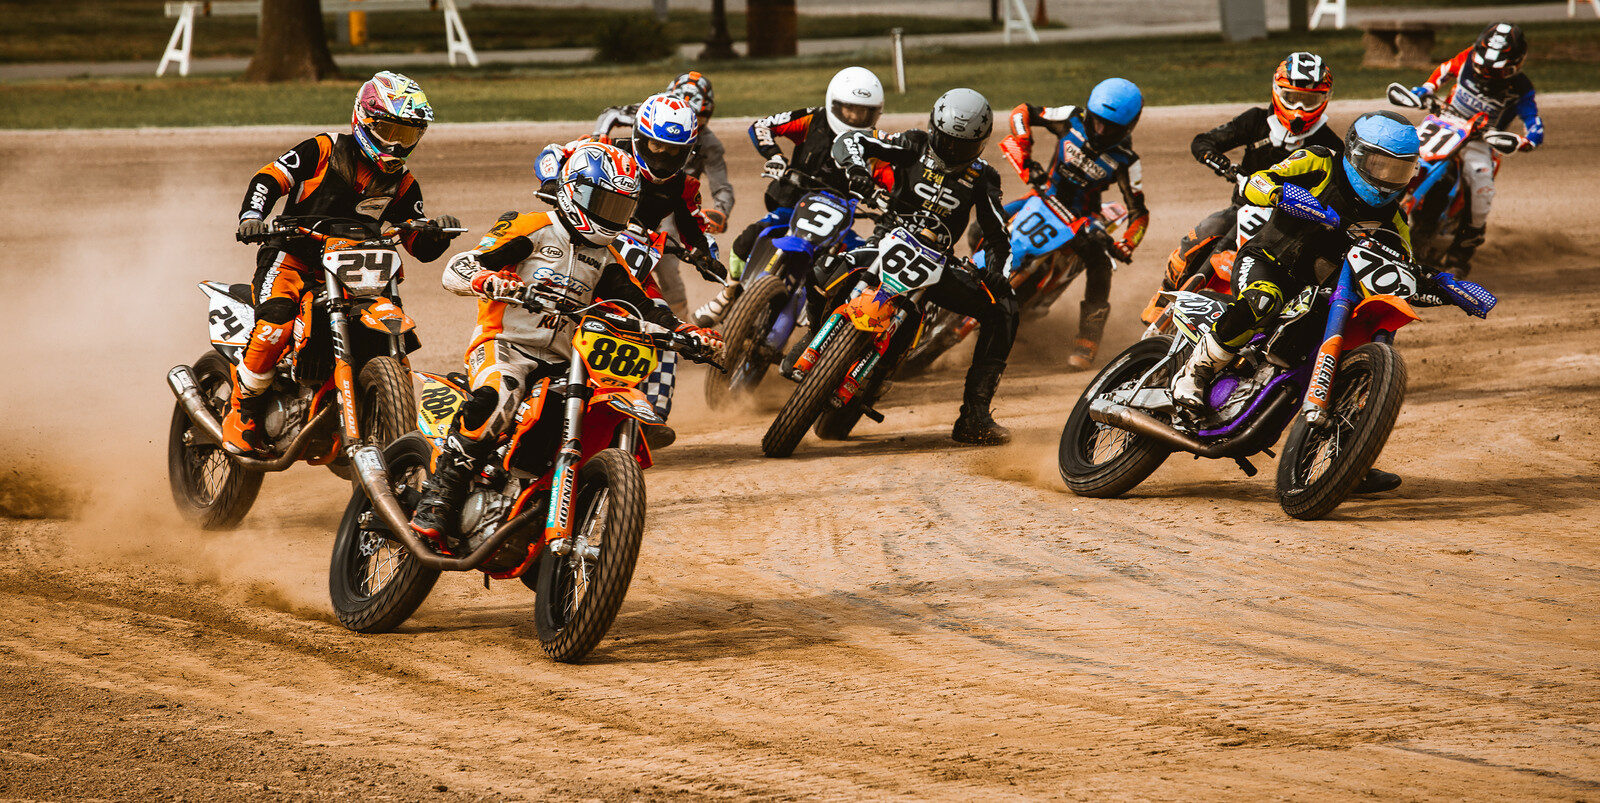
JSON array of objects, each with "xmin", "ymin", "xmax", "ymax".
[
  {"xmin": 1086, "ymin": 113, "xmax": 1130, "ymax": 148},
  {"xmin": 365, "ymin": 119, "xmax": 425, "ymax": 150},
  {"xmin": 571, "ymin": 180, "xmax": 638, "ymax": 231},
  {"xmin": 832, "ymin": 100, "xmax": 882, "ymax": 130},
  {"xmin": 638, "ymin": 136, "xmax": 691, "ymax": 177},
  {"xmin": 929, "ymin": 129, "xmax": 985, "ymax": 166},
  {"xmin": 1349, "ymin": 143, "xmax": 1417, "ymax": 193},
  {"xmin": 1274, "ymin": 85, "xmax": 1329, "ymax": 111}
]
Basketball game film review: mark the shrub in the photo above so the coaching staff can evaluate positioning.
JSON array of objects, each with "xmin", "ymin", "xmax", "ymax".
[{"xmin": 593, "ymin": 15, "xmax": 677, "ymax": 64}]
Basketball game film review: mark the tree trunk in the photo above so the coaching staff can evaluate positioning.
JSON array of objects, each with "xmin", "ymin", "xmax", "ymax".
[
  {"xmin": 702, "ymin": 0, "xmax": 737, "ymax": 60},
  {"xmin": 245, "ymin": 0, "xmax": 339, "ymax": 82},
  {"xmin": 745, "ymin": 0, "xmax": 796, "ymax": 59},
  {"xmin": 1287, "ymin": 0, "xmax": 1309, "ymax": 33}
]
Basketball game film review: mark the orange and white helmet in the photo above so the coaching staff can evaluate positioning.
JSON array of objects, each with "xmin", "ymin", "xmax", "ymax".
[{"xmin": 1271, "ymin": 52, "xmax": 1332, "ymax": 138}]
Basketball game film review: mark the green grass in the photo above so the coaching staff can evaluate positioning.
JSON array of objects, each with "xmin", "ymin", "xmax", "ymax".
[
  {"xmin": 2, "ymin": 20, "xmax": 1595, "ymax": 130},
  {"xmin": 0, "ymin": 0, "xmax": 998, "ymax": 64}
]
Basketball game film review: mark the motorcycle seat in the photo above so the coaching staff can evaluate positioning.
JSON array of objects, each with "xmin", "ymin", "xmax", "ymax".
[{"xmin": 226, "ymin": 283, "xmax": 253, "ymax": 304}]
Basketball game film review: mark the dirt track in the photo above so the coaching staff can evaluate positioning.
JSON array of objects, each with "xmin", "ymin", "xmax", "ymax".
[{"xmin": 2, "ymin": 98, "xmax": 1599, "ymax": 799}]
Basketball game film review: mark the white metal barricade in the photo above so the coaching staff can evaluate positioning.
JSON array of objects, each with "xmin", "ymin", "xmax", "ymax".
[{"xmin": 1310, "ymin": 0, "xmax": 1347, "ymax": 30}]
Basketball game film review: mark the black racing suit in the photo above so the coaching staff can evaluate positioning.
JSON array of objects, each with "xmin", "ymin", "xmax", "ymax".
[
  {"xmin": 829, "ymin": 129, "xmax": 1018, "ymax": 412},
  {"xmin": 730, "ymin": 106, "xmax": 877, "ymax": 262}
]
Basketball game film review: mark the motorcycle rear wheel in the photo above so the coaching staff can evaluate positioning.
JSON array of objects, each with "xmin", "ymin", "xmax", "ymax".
[
  {"xmin": 1058, "ymin": 337, "xmax": 1174, "ymax": 497},
  {"xmin": 762, "ymin": 325, "xmax": 872, "ymax": 457},
  {"xmin": 1276, "ymin": 342, "xmax": 1407, "ymax": 520},
  {"xmin": 704, "ymin": 273, "xmax": 788, "ymax": 410},
  {"xmin": 329, "ymin": 432, "xmax": 441, "ymax": 633},
  {"xmin": 167, "ymin": 350, "xmax": 263, "ymax": 530},
  {"xmin": 534, "ymin": 448, "xmax": 647, "ymax": 663}
]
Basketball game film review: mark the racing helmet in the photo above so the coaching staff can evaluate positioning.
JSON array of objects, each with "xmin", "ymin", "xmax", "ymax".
[
  {"xmin": 667, "ymin": 71, "xmax": 715, "ymax": 128},
  {"xmin": 1342, "ymin": 111, "xmax": 1420, "ymax": 207},
  {"xmin": 927, "ymin": 88, "xmax": 993, "ymax": 168},
  {"xmin": 351, "ymin": 71, "xmax": 433, "ymax": 173},
  {"xmin": 825, "ymin": 67, "xmax": 884, "ymax": 133},
  {"xmin": 1085, "ymin": 77, "xmax": 1143, "ymax": 150},
  {"xmin": 556, "ymin": 142, "xmax": 642, "ymax": 246},
  {"xmin": 1271, "ymin": 52, "xmax": 1333, "ymax": 136},
  {"xmin": 631, "ymin": 93, "xmax": 698, "ymax": 183},
  {"xmin": 1471, "ymin": 22, "xmax": 1527, "ymax": 81}
]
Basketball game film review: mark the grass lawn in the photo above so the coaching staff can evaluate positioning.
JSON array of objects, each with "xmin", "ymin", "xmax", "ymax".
[
  {"xmin": 0, "ymin": 0, "xmax": 1000, "ymax": 64},
  {"xmin": 2, "ymin": 20, "xmax": 1595, "ymax": 130}
]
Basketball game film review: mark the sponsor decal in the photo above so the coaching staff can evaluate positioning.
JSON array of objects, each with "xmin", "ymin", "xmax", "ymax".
[
  {"xmin": 613, "ymin": 174, "xmax": 639, "ymax": 193},
  {"xmin": 539, "ymin": 244, "xmax": 564, "ymax": 259},
  {"xmin": 278, "ymin": 150, "xmax": 301, "ymax": 170}
]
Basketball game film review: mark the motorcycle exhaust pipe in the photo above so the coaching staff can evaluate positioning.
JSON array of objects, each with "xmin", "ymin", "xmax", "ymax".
[
  {"xmin": 350, "ymin": 445, "xmax": 544, "ymax": 572},
  {"xmin": 1088, "ymin": 389, "xmax": 1295, "ymax": 460},
  {"xmin": 168, "ymin": 364, "xmax": 336, "ymax": 472}
]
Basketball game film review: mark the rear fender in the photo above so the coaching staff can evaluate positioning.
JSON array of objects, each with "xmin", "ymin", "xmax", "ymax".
[
  {"xmin": 1344, "ymin": 295, "xmax": 1420, "ymax": 351},
  {"xmin": 771, "ymin": 235, "xmax": 814, "ymax": 255},
  {"xmin": 199, "ymin": 281, "xmax": 254, "ymax": 363}
]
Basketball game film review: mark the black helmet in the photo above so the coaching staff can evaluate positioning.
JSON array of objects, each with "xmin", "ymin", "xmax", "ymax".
[{"xmin": 1471, "ymin": 22, "xmax": 1527, "ymax": 81}]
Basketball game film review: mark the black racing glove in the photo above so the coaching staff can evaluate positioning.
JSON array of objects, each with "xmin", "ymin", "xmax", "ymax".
[
  {"xmin": 1200, "ymin": 151, "xmax": 1235, "ymax": 180},
  {"xmin": 436, "ymin": 214, "xmax": 463, "ymax": 237},
  {"xmin": 1023, "ymin": 159, "xmax": 1049, "ymax": 187},
  {"xmin": 236, "ymin": 217, "xmax": 268, "ymax": 242},
  {"xmin": 538, "ymin": 178, "xmax": 559, "ymax": 200}
]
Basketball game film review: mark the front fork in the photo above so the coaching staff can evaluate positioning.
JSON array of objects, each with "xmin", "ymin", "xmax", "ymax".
[
  {"xmin": 327, "ymin": 272, "xmax": 364, "ymax": 452},
  {"xmin": 543, "ymin": 358, "xmax": 591, "ymax": 550},
  {"xmin": 1301, "ymin": 259, "xmax": 1359, "ymax": 428}
]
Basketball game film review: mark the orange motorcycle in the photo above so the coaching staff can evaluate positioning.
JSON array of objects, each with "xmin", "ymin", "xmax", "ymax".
[
  {"xmin": 330, "ymin": 286, "xmax": 721, "ymax": 662},
  {"xmin": 167, "ymin": 215, "xmax": 461, "ymax": 530}
]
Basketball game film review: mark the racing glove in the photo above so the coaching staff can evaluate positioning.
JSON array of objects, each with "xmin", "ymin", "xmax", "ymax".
[
  {"xmin": 675, "ymin": 322, "xmax": 724, "ymax": 350},
  {"xmin": 761, "ymin": 154, "xmax": 789, "ymax": 180},
  {"xmin": 470, "ymin": 269, "xmax": 525, "ymax": 301},
  {"xmin": 435, "ymin": 214, "xmax": 463, "ymax": 236},
  {"xmin": 236, "ymin": 217, "xmax": 268, "ymax": 242},
  {"xmin": 686, "ymin": 247, "xmax": 727, "ymax": 282},
  {"xmin": 1023, "ymin": 159, "xmax": 1049, "ymax": 187},
  {"xmin": 1411, "ymin": 84, "xmax": 1434, "ymax": 100},
  {"xmin": 538, "ymin": 178, "xmax": 559, "ymax": 199},
  {"xmin": 845, "ymin": 166, "xmax": 876, "ymax": 199},
  {"xmin": 696, "ymin": 208, "xmax": 728, "ymax": 234},
  {"xmin": 1200, "ymin": 151, "xmax": 1235, "ymax": 180},
  {"xmin": 1110, "ymin": 239, "xmax": 1136, "ymax": 264}
]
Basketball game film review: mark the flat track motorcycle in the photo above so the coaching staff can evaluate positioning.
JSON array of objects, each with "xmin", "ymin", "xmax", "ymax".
[
  {"xmin": 330, "ymin": 286, "xmax": 721, "ymax": 662},
  {"xmin": 761, "ymin": 210, "xmax": 961, "ymax": 457},
  {"xmin": 1058, "ymin": 185, "xmax": 1498, "ymax": 520},
  {"xmin": 1141, "ymin": 171, "xmax": 1272, "ymax": 337},
  {"xmin": 166, "ymin": 215, "xmax": 462, "ymax": 530},
  {"xmin": 1386, "ymin": 82, "xmax": 1522, "ymax": 276}
]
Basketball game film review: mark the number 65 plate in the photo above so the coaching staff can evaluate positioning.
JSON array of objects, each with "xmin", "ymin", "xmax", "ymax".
[{"xmin": 873, "ymin": 229, "xmax": 944, "ymax": 294}]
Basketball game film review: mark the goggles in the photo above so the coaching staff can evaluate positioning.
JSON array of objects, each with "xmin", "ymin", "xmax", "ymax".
[
  {"xmin": 571, "ymin": 180, "xmax": 638, "ymax": 230},
  {"xmin": 364, "ymin": 118, "xmax": 425, "ymax": 150},
  {"xmin": 1274, "ymin": 85, "xmax": 1329, "ymax": 111},
  {"xmin": 1349, "ymin": 143, "xmax": 1417, "ymax": 192}
]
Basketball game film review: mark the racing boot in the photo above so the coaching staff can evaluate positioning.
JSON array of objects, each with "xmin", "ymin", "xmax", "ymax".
[
  {"xmin": 1444, "ymin": 223, "xmax": 1486, "ymax": 278},
  {"xmin": 1353, "ymin": 468, "xmax": 1402, "ymax": 494},
  {"xmin": 410, "ymin": 433, "xmax": 488, "ymax": 550},
  {"xmin": 1067, "ymin": 301, "xmax": 1110, "ymax": 372},
  {"xmin": 1142, "ymin": 245, "xmax": 1192, "ymax": 324},
  {"xmin": 642, "ymin": 423, "xmax": 677, "ymax": 450},
  {"xmin": 221, "ymin": 384, "xmax": 270, "ymax": 456},
  {"xmin": 951, "ymin": 360, "xmax": 1012, "ymax": 445},
  {"xmin": 1172, "ymin": 331, "xmax": 1236, "ymax": 412},
  {"xmin": 693, "ymin": 280, "xmax": 741, "ymax": 328}
]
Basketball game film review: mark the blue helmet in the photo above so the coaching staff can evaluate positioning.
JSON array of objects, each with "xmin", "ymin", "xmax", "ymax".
[
  {"xmin": 632, "ymin": 92, "xmax": 698, "ymax": 182},
  {"xmin": 1085, "ymin": 77, "xmax": 1143, "ymax": 149},
  {"xmin": 1342, "ymin": 111, "xmax": 1420, "ymax": 206}
]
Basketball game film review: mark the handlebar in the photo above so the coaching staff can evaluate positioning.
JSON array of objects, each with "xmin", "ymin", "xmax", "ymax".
[
  {"xmin": 239, "ymin": 216, "xmax": 465, "ymax": 245},
  {"xmin": 490, "ymin": 285, "xmax": 725, "ymax": 368}
]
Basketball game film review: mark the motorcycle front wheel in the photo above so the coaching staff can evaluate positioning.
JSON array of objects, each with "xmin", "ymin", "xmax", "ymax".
[
  {"xmin": 703, "ymin": 273, "xmax": 788, "ymax": 410},
  {"xmin": 1276, "ymin": 342, "xmax": 1407, "ymax": 520},
  {"xmin": 534, "ymin": 448, "xmax": 647, "ymax": 663},
  {"xmin": 329, "ymin": 432, "xmax": 441, "ymax": 633},
  {"xmin": 761, "ymin": 324, "xmax": 873, "ymax": 458},
  {"xmin": 167, "ymin": 350, "xmax": 263, "ymax": 530},
  {"xmin": 1058, "ymin": 336, "xmax": 1174, "ymax": 497}
]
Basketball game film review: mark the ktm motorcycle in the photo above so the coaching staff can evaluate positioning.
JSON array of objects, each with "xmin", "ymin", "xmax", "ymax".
[
  {"xmin": 1058, "ymin": 185, "xmax": 1498, "ymax": 520},
  {"xmin": 1141, "ymin": 172, "xmax": 1272, "ymax": 337},
  {"xmin": 330, "ymin": 286, "xmax": 722, "ymax": 662},
  {"xmin": 901, "ymin": 178, "xmax": 1131, "ymax": 375},
  {"xmin": 1387, "ymin": 82, "xmax": 1522, "ymax": 276},
  {"xmin": 761, "ymin": 210, "xmax": 961, "ymax": 457},
  {"xmin": 166, "ymin": 215, "xmax": 461, "ymax": 530},
  {"xmin": 702, "ymin": 175, "xmax": 864, "ymax": 409}
]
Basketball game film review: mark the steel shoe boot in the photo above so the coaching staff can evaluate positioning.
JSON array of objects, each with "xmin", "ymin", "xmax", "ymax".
[{"xmin": 1172, "ymin": 331, "xmax": 1236, "ymax": 411}]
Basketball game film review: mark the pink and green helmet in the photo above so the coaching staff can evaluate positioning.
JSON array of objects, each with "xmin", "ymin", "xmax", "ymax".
[{"xmin": 352, "ymin": 71, "xmax": 434, "ymax": 172}]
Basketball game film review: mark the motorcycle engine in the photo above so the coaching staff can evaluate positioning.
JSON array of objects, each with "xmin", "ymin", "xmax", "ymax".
[
  {"xmin": 1214, "ymin": 358, "xmax": 1278, "ymax": 423},
  {"xmin": 457, "ymin": 489, "xmax": 513, "ymax": 555},
  {"xmin": 262, "ymin": 385, "xmax": 310, "ymax": 446}
]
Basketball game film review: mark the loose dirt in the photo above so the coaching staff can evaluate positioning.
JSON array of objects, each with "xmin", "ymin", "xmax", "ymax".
[{"xmin": 1, "ymin": 98, "xmax": 1597, "ymax": 799}]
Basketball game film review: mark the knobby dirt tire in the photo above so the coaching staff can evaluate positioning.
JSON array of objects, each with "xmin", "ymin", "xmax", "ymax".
[
  {"xmin": 1058, "ymin": 337, "xmax": 1174, "ymax": 498},
  {"xmin": 534, "ymin": 448, "xmax": 647, "ymax": 663},
  {"xmin": 1276, "ymin": 342, "xmax": 1407, "ymax": 520},
  {"xmin": 704, "ymin": 273, "xmax": 788, "ymax": 410},
  {"xmin": 761, "ymin": 325, "xmax": 872, "ymax": 457},
  {"xmin": 167, "ymin": 350, "xmax": 263, "ymax": 530},
  {"xmin": 329, "ymin": 433, "xmax": 441, "ymax": 633}
]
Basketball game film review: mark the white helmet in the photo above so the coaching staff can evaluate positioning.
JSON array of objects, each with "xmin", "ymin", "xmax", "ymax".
[{"xmin": 825, "ymin": 67, "xmax": 884, "ymax": 134}]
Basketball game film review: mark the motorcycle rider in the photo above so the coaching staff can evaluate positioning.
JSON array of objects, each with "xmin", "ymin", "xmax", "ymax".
[
  {"xmin": 1000, "ymin": 78, "xmax": 1150, "ymax": 371},
  {"xmin": 223, "ymin": 70, "xmax": 462, "ymax": 456},
  {"xmin": 1171, "ymin": 112, "xmax": 1420, "ymax": 493},
  {"xmin": 1409, "ymin": 22, "xmax": 1543, "ymax": 273},
  {"xmin": 592, "ymin": 72, "xmax": 735, "ymax": 315},
  {"xmin": 695, "ymin": 66, "xmax": 890, "ymax": 327},
  {"xmin": 409, "ymin": 142, "xmax": 722, "ymax": 545},
  {"xmin": 829, "ymin": 88, "xmax": 1017, "ymax": 446},
  {"xmin": 1144, "ymin": 52, "xmax": 1344, "ymax": 324}
]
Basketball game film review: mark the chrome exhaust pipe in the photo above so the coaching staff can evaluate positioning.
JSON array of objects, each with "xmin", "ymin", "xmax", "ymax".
[
  {"xmin": 167, "ymin": 364, "xmax": 336, "ymax": 472},
  {"xmin": 1088, "ymin": 389, "xmax": 1296, "ymax": 460},
  {"xmin": 350, "ymin": 445, "xmax": 544, "ymax": 572}
]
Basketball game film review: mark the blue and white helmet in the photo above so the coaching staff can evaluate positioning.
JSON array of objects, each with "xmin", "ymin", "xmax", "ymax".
[
  {"xmin": 556, "ymin": 142, "xmax": 642, "ymax": 245},
  {"xmin": 1085, "ymin": 77, "xmax": 1143, "ymax": 150},
  {"xmin": 1342, "ymin": 111, "xmax": 1420, "ymax": 207},
  {"xmin": 631, "ymin": 93, "xmax": 698, "ymax": 183}
]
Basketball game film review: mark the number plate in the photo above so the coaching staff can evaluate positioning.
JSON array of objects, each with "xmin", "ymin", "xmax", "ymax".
[
  {"xmin": 1417, "ymin": 115, "xmax": 1468, "ymax": 162},
  {"xmin": 614, "ymin": 231, "xmax": 662, "ymax": 282},
  {"xmin": 1347, "ymin": 244, "xmax": 1419, "ymax": 299},
  {"xmin": 324, "ymin": 248, "xmax": 399, "ymax": 296},
  {"xmin": 873, "ymin": 229, "xmax": 944, "ymax": 294},
  {"xmin": 575, "ymin": 326, "xmax": 659, "ymax": 387},
  {"xmin": 791, "ymin": 193, "xmax": 850, "ymax": 243},
  {"xmin": 1234, "ymin": 205, "xmax": 1272, "ymax": 249},
  {"xmin": 417, "ymin": 374, "xmax": 466, "ymax": 437}
]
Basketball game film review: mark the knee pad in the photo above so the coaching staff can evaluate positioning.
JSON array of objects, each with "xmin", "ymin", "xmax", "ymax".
[
  {"xmin": 1215, "ymin": 280, "xmax": 1283, "ymax": 348},
  {"xmin": 457, "ymin": 384, "xmax": 505, "ymax": 435},
  {"xmin": 255, "ymin": 296, "xmax": 298, "ymax": 326}
]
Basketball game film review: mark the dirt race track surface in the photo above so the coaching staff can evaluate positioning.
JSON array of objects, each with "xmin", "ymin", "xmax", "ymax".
[{"xmin": 2, "ymin": 97, "xmax": 1598, "ymax": 800}]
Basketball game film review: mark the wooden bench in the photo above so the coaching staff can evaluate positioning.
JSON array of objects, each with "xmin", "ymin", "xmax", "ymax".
[
  {"xmin": 1360, "ymin": 20, "xmax": 1442, "ymax": 70},
  {"xmin": 158, "ymin": 0, "xmax": 477, "ymax": 77}
]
